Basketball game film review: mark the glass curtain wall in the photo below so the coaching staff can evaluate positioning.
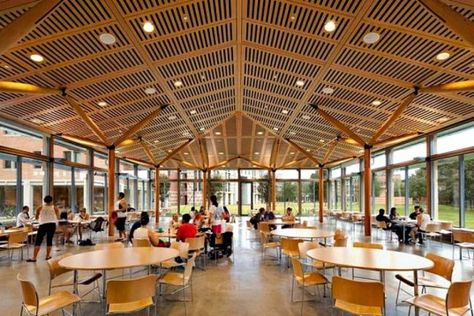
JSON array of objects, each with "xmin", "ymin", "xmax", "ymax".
[
  {"xmin": 372, "ymin": 171, "xmax": 386, "ymax": 213},
  {"xmin": 0, "ymin": 153, "xmax": 17, "ymax": 220},
  {"xmin": 434, "ymin": 157, "xmax": 460, "ymax": 224},
  {"xmin": 275, "ymin": 169, "xmax": 298, "ymax": 215},
  {"xmin": 301, "ymin": 169, "xmax": 318, "ymax": 216}
]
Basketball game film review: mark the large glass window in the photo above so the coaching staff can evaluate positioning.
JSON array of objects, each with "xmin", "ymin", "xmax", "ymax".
[
  {"xmin": 434, "ymin": 157, "xmax": 459, "ymax": 224},
  {"xmin": 0, "ymin": 153, "xmax": 17, "ymax": 220},
  {"xmin": 54, "ymin": 164, "xmax": 72, "ymax": 211},
  {"xmin": 408, "ymin": 164, "xmax": 427, "ymax": 210},
  {"xmin": 94, "ymin": 153, "xmax": 108, "ymax": 169},
  {"xmin": 54, "ymin": 139, "xmax": 89, "ymax": 165},
  {"xmin": 276, "ymin": 181, "xmax": 298, "ymax": 215},
  {"xmin": 465, "ymin": 154, "xmax": 474, "ymax": 228},
  {"xmin": 74, "ymin": 168, "xmax": 88, "ymax": 211},
  {"xmin": 211, "ymin": 169, "xmax": 238, "ymax": 179},
  {"xmin": 275, "ymin": 169, "xmax": 298, "ymax": 179},
  {"xmin": 22, "ymin": 158, "xmax": 45, "ymax": 213},
  {"xmin": 210, "ymin": 181, "xmax": 238, "ymax": 214},
  {"xmin": 93, "ymin": 173, "xmax": 106, "ymax": 214},
  {"xmin": 159, "ymin": 170, "xmax": 178, "ymax": 214},
  {"xmin": 392, "ymin": 141, "xmax": 426, "ymax": 164},
  {"xmin": 391, "ymin": 168, "xmax": 406, "ymax": 215},
  {"xmin": 434, "ymin": 123, "xmax": 474, "ymax": 155},
  {"xmin": 301, "ymin": 169, "xmax": 318, "ymax": 216},
  {"xmin": 372, "ymin": 171, "xmax": 386, "ymax": 213},
  {"xmin": 0, "ymin": 125, "xmax": 44, "ymax": 154},
  {"xmin": 371, "ymin": 153, "xmax": 386, "ymax": 169}
]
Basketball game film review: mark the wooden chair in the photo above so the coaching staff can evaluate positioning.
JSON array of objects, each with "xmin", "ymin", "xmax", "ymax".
[
  {"xmin": 405, "ymin": 279, "xmax": 473, "ymax": 316},
  {"xmin": 260, "ymin": 231, "xmax": 279, "ymax": 260},
  {"xmin": 132, "ymin": 238, "xmax": 151, "ymax": 247},
  {"xmin": 423, "ymin": 222, "xmax": 442, "ymax": 244},
  {"xmin": 352, "ymin": 242, "xmax": 383, "ymax": 279},
  {"xmin": 452, "ymin": 229, "xmax": 474, "ymax": 261},
  {"xmin": 290, "ymin": 257, "xmax": 328, "ymax": 314},
  {"xmin": 186, "ymin": 235, "xmax": 206, "ymax": 269},
  {"xmin": 0, "ymin": 230, "xmax": 28, "ymax": 260},
  {"xmin": 161, "ymin": 241, "xmax": 189, "ymax": 269},
  {"xmin": 332, "ymin": 276, "xmax": 385, "ymax": 316},
  {"xmin": 298, "ymin": 241, "xmax": 334, "ymax": 271},
  {"xmin": 94, "ymin": 242, "xmax": 125, "ymax": 250},
  {"xmin": 257, "ymin": 222, "xmax": 271, "ymax": 235},
  {"xmin": 159, "ymin": 253, "xmax": 197, "ymax": 314},
  {"xmin": 395, "ymin": 252, "xmax": 454, "ymax": 305},
  {"xmin": 18, "ymin": 273, "xmax": 81, "ymax": 316},
  {"xmin": 47, "ymin": 253, "xmax": 102, "ymax": 299},
  {"xmin": 106, "ymin": 275, "xmax": 158, "ymax": 315},
  {"xmin": 376, "ymin": 221, "xmax": 395, "ymax": 242},
  {"xmin": 281, "ymin": 238, "xmax": 303, "ymax": 268}
]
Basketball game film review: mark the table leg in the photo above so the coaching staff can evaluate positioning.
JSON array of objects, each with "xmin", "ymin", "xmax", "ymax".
[
  {"xmin": 413, "ymin": 270, "xmax": 419, "ymax": 316},
  {"xmin": 338, "ymin": 267, "xmax": 342, "ymax": 276},
  {"xmin": 102, "ymin": 270, "xmax": 107, "ymax": 300},
  {"xmin": 73, "ymin": 270, "xmax": 78, "ymax": 316}
]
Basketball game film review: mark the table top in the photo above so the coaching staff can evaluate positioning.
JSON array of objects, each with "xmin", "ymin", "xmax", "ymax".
[
  {"xmin": 307, "ymin": 247, "xmax": 434, "ymax": 272},
  {"xmin": 271, "ymin": 228, "xmax": 334, "ymax": 239},
  {"xmin": 59, "ymin": 247, "xmax": 179, "ymax": 271},
  {"xmin": 260, "ymin": 220, "xmax": 298, "ymax": 225}
]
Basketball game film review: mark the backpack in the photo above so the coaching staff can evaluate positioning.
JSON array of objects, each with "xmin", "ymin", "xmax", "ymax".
[{"xmin": 91, "ymin": 217, "xmax": 105, "ymax": 232}]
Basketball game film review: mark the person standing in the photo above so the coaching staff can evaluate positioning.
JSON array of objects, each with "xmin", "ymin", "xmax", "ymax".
[
  {"xmin": 16, "ymin": 206, "xmax": 30, "ymax": 228},
  {"xmin": 27, "ymin": 196, "xmax": 59, "ymax": 262},
  {"xmin": 209, "ymin": 194, "xmax": 224, "ymax": 223},
  {"xmin": 115, "ymin": 192, "xmax": 128, "ymax": 241}
]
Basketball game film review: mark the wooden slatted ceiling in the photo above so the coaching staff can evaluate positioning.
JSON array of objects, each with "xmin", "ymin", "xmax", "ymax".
[{"xmin": 0, "ymin": 0, "xmax": 473, "ymax": 168}]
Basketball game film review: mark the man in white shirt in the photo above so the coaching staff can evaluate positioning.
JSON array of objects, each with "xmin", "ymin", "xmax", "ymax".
[
  {"xmin": 16, "ymin": 206, "xmax": 30, "ymax": 227},
  {"xmin": 416, "ymin": 208, "xmax": 431, "ymax": 245}
]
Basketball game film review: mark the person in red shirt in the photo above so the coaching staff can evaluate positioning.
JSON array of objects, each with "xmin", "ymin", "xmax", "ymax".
[{"xmin": 176, "ymin": 213, "xmax": 197, "ymax": 242}]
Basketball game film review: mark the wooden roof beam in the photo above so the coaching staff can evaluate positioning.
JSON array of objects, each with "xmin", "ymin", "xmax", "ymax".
[
  {"xmin": 285, "ymin": 138, "xmax": 321, "ymax": 166},
  {"xmin": 369, "ymin": 93, "xmax": 417, "ymax": 144},
  {"xmin": 198, "ymin": 138, "xmax": 210, "ymax": 169},
  {"xmin": 323, "ymin": 140, "xmax": 339, "ymax": 164},
  {"xmin": 139, "ymin": 139, "xmax": 156, "ymax": 165},
  {"xmin": 269, "ymin": 138, "xmax": 280, "ymax": 169},
  {"xmin": 373, "ymin": 132, "xmax": 423, "ymax": 148},
  {"xmin": 209, "ymin": 156, "xmax": 240, "ymax": 170},
  {"xmin": 278, "ymin": 157, "xmax": 308, "ymax": 169},
  {"xmin": 0, "ymin": 81, "xmax": 61, "ymax": 95},
  {"xmin": 58, "ymin": 134, "xmax": 106, "ymax": 148},
  {"xmin": 420, "ymin": 0, "xmax": 474, "ymax": 48},
  {"xmin": 419, "ymin": 79, "xmax": 474, "ymax": 94},
  {"xmin": 310, "ymin": 104, "xmax": 366, "ymax": 147},
  {"xmin": 0, "ymin": 0, "xmax": 61, "ymax": 55},
  {"xmin": 171, "ymin": 158, "xmax": 199, "ymax": 169},
  {"xmin": 65, "ymin": 95, "xmax": 108, "ymax": 144},
  {"xmin": 239, "ymin": 156, "xmax": 271, "ymax": 170},
  {"xmin": 158, "ymin": 139, "xmax": 193, "ymax": 166},
  {"xmin": 113, "ymin": 104, "xmax": 168, "ymax": 147}
]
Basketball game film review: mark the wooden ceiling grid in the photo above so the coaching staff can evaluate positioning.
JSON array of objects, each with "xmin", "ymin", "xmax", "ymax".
[{"xmin": 0, "ymin": 0, "xmax": 473, "ymax": 169}]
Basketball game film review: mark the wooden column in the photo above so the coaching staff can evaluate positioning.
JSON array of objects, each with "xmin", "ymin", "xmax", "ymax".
[
  {"xmin": 319, "ymin": 166, "xmax": 324, "ymax": 223},
  {"xmin": 271, "ymin": 169, "xmax": 276, "ymax": 211},
  {"xmin": 154, "ymin": 167, "xmax": 160, "ymax": 224},
  {"xmin": 107, "ymin": 147, "xmax": 116, "ymax": 236},
  {"xmin": 363, "ymin": 146, "xmax": 372, "ymax": 236},
  {"xmin": 425, "ymin": 135, "xmax": 432, "ymax": 216},
  {"xmin": 202, "ymin": 169, "xmax": 208, "ymax": 209}
]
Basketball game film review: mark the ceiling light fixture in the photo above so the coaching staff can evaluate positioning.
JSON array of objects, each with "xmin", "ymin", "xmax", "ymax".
[
  {"xmin": 30, "ymin": 118, "xmax": 44, "ymax": 124},
  {"xmin": 290, "ymin": 152, "xmax": 295, "ymax": 155},
  {"xmin": 168, "ymin": 115, "xmax": 177, "ymax": 120},
  {"xmin": 190, "ymin": 110, "xmax": 197, "ymax": 115},
  {"xmin": 174, "ymin": 80, "xmax": 183, "ymax": 87},
  {"xmin": 184, "ymin": 152, "xmax": 189, "ymax": 155},
  {"xmin": 435, "ymin": 52, "xmax": 450, "ymax": 61},
  {"xmin": 257, "ymin": 131, "xmax": 264, "ymax": 135},
  {"xmin": 273, "ymin": 127, "xmax": 279, "ymax": 131},
  {"xmin": 99, "ymin": 33, "xmax": 116, "ymax": 45},
  {"xmin": 219, "ymin": 152, "xmax": 224, "ymax": 155},
  {"xmin": 282, "ymin": 109, "xmax": 289, "ymax": 114},
  {"xmin": 168, "ymin": 149, "xmax": 172, "ymax": 153},
  {"xmin": 215, "ymin": 131, "xmax": 221, "ymax": 135},
  {"xmin": 182, "ymin": 14, "xmax": 189, "ymax": 22},
  {"xmin": 306, "ymin": 148, "xmax": 311, "ymax": 152},
  {"xmin": 372, "ymin": 100, "xmax": 382, "ymax": 106},
  {"xmin": 363, "ymin": 32, "xmax": 380, "ymax": 44},
  {"xmin": 97, "ymin": 101, "xmax": 107, "ymax": 107},
  {"xmin": 254, "ymin": 152, "xmax": 260, "ymax": 155},
  {"xmin": 296, "ymin": 80, "xmax": 305, "ymax": 87},
  {"xmin": 144, "ymin": 87, "xmax": 157, "ymax": 95},
  {"xmin": 289, "ymin": 14, "xmax": 296, "ymax": 21},
  {"xmin": 436, "ymin": 117, "xmax": 450, "ymax": 123},
  {"xmin": 30, "ymin": 54, "xmax": 44, "ymax": 63},
  {"xmin": 324, "ymin": 20, "xmax": 337, "ymax": 33},
  {"xmin": 289, "ymin": 131, "xmax": 296, "ymax": 135},
  {"xmin": 154, "ymin": 140, "xmax": 159, "ymax": 143},
  {"xmin": 199, "ymin": 127, "xmax": 205, "ymax": 131},
  {"xmin": 319, "ymin": 139, "xmax": 325, "ymax": 143},
  {"xmin": 322, "ymin": 87, "xmax": 334, "ymax": 94},
  {"xmin": 201, "ymin": 75, "xmax": 206, "ymax": 80},
  {"xmin": 142, "ymin": 21, "xmax": 155, "ymax": 33},
  {"xmin": 302, "ymin": 115, "xmax": 311, "ymax": 120}
]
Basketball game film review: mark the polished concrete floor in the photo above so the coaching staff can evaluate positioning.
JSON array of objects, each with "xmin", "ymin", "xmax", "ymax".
[{"xmin": 1, "ymin": 217, "xmax": 473, "ymax": 316}]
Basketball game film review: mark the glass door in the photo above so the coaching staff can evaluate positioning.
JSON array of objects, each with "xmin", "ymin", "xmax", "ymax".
[{"xmin": 240, "ymin": 181, "xmax": 253, "ymax": 216}]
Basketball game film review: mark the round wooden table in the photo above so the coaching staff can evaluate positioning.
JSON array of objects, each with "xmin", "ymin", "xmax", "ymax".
[
  {"xmin": 60, "ymin": 247, "xmax": 178, "ymax": 312},
  {"xmin": 271, "ymin": 228, "xmax": 334, "ymax": 242},
  {"xmin": 260, "ymin": 220, "xmax": 298, "ymax": 226},
  {"xmin": 307, "ymin": 247, "xmax": 433, "ymax": 316}
]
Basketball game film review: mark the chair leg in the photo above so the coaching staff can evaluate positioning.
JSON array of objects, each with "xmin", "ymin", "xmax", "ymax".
[
  {"xmin": 408, "ymin": 305, "xmax": 412, "ymax": 316},
  {"xmin": 395, "ymin": 280, "xmax": 401, "ymax": 305}
]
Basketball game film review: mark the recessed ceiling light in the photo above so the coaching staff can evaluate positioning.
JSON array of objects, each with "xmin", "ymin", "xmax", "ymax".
[
  {"xmin": 319, "ymin": 139, "xmax": 325, "ymax": 143},
  {"xmin": 436, "ymin": 117, "xmax": 450, "ymax": 123},
  {"xmin": 2, "ymin": 64, "xmax": 11, "ymax": 69},
  {"xmin": 97, "ymin": 101, "xmax": 107, "ymax": 107},
  {"xmin": 282, "ymin": 109, "xmax": 289, "ymax": 114},
  {"xmin": 219, "ymin": 152, "xmax": 224, "ymax": 155},
  {"xmin": 115, "ymin": 150, "xmax": 120, "ymax": 154},
  {"xmin": 435, "ymin": 52, "xmax": 450, "ymax": 61},
  {"xmin": 199, "ymin": 127, "xmax": 205, "ymax": 131},
  {"xmin": 289, "ymin": 14, "xmax": 296, "ymax": 21},
  {"xmin": 273, "ymin": 127, "xmax": 279, "ymax": 131},
  {"xmin": 174, "ymin": 80, "xmax": 183, "ymax": 87},
  {"xmin": 99, "ymin": 33, "xmax": 116, "ymax": 45},
  {"xmin": 296, "ymin": 80, "xmax": 305, "ymax": 87},
  {"xmin": 201, "ymin": 75, "xmax": 206, "ymax": 80},
  {"xmin": 30, "ymin": 118, "xmax": 44, "ymax": 124},
  {"xmin": 167, "ymin": 149, "xmax": 172, "ymax": 153},
  {"xmin": 470, "ymin": 62, "xmax": 474, "ymax": 67},
  {"xmin": 363, "ymin": 32, "xmax": 380, "ymax": 44},
  {"xmin": 306, "ymin": 148, "xmax": 311, "ymax": 152},
  {"xmin": 215, "ymin": 131, "xmax": 221, "ymax": 135},
  {"xmin": 324, "ymin": 20, "xmax": 337, "ymax": 33},
  {"xmin": 254, "ymin": 152, "xmax": 260, "ymax": 155},
  {"xmin": 182, "ymin": 132, "xmax": 190, "ymax": 136},
  {"xmin": 154, "ymin": 140, "xmax": 159, "ymax": 143},
  {"xmin": 322, "ymin": 87, "xmax": 334, "ymax": 94},
  {"xmin": 182, "ymin": 14, "xmax": 189, "ymax": 22},
  {"xmin": 273, "ymin": 74, "xmax": 278, "ymax": 79},
  {"xmin": 184, "ymin": 152, "xmax": 189, "ymax": 155},
  {"xmin": 30, "ymin": 54, "xmax": 44, "ymax": 63},
  {"xmin": 168, "ymin": 115, "xmax": 177, "ymax": 120},
  {"xmin": 289, "ymin": 131, "xmax": 296, "ymax": 135},
  {"xmin": 372, "ymin": 100, "xmax": 382, "ymax": 106},
  {"xmin": 290, "ymin": 152, "xmax": 295, "ymax": 155},
  {"xmin": 302, "ymin": 115, "xmax": 311, "ymax": 120},
  {"xmin": 144, "ymin": 87, "xmax": 157, "ymax": 95},
  {"xmin": 257, "ymin": 131, "xmax": 264, "ymax": 135},
  {"xmin": 142, "ymin": 21, "xmax": 155, "ymax": 33},
  {"xmin": 190, "ymin": 110, "xmax": 197, "ymax": 115}
]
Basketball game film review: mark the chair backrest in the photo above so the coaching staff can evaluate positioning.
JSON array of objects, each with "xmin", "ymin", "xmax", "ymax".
[
  {"xmin": 170, "ymin": 241, "xmax": 190, "ymax": 259},
  {"xmin": 452, "ymin": 229, "xmax": 474, "ymax": 243},
  {"xmin": 425, "ymin": 222, "xmax": 441, "ymax": 233},
  {"xmin": 132, "ymin": 238, "xmax": 151, "ymax": 247},
  {"xmin": 186, "ymin": 235, "xmax": 205, "ymax": 251},
  {"xmin": 17, "ymin": 274, "xmax": 39, "ymax": 310},
  {"xmin": 334, "ymin": 237, "xmax": 348, "ymax": 247},
  {"xmin": 106, "ymin": 275, "xmax": 158, "ymax": 305},
  {"xmin": 425, "ymin": 253, "xmax": 454, "ymax": 281},
  {"xmin": 446, "ymin": 280, "xmax": 473, "ymax": 310},
  {"xmin": 9, "ymin": 231, "xmax": 28, "ymax": 244},
  {"xmin": 91, "ymin": 217, "xmax": 105, "ymax": 232},
  {"xmin": 183, "ymin": 252, "xmax": 197, "ymax": 282},
  {"xmin": 259, "ymin": 231, "xmax": 269, "ymax": 244},
  {"xmin": 332, "ymin": 276, "xmax": 384, "ymax": 309},
  {"xmin": 47, "ymin": 253, "xmax": 73, "ymax": 280},
  {"xmin": 298, "ymin": 241, "xmax": 319, "ymax": 259},
  {"xmin": 291, "ymin": 257, "xmax": 304, "ymax": 279},
  {"xmin": 439, "ymin": 221, "xmax": 453, "ymax": 231},
  {"xmin": 94, "ymin": 242, "xmax": 124, "ymax": 250},
  {"xmin": 353, "ymin": 242, "xmax": 384, "ymax": 249},
  {"xmin": 246, "ymin": 221, "xmax": 252, "ymax": 229},
  {"xmin": 258, "ymin": 222, "xmax": 271, "ymax": 233},
  {"xmin": 377, "ymin": 221, "xmax": 387, "ymax": 229}
]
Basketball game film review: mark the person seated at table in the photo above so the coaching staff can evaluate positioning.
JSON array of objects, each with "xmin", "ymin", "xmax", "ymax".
[
  {"xmin": 74, "ymin": 208, "xmax": 90, "ymax": 241},
  {"xmin": 16, "ymin": 205, "xmax": 30, "ymax": 228},
  {"xmin": 282, "ymin": 207, "xmax": 295, "ymax": 228},
  {"xmin": 193, "ymin": 209, "xmax": 206, "ymax": 231},
  {"xmin": 167, "ymin": 213, "xmax": 181, "ymax": 233},
  {"xmin": 129, "ymin": 211, "xmax": 148, "ymax": 243},
  {"xmin": 263, "ymin": 208, "xmax": 276, "ymax": 221},
  {"xmin": 61, "ymin": 210, "xmax": 76, "ymax": 245},
  {"xmin": 222, "ymin": 206, "xmax": 231, "ymax": 223},
  {"xmin": 414, "ymin": 208, "xmax": 431, "ymax": 245},
  {"xmin": 375, "ymin": 208, "xmax": 392, "ymax": 228},
  {"xmin": 133, "ymin": 212, "xmax": 160, "ymax": 246},
  {"xmin": 389, "ymin": 207, "xmax": 399, "ymax": 220},
  {"xmin": 250, "ymin": 207, "xmax": 265, "ymax": 229},
  {"xmin": 176, "ymin": 213, "xmax": 197, "ymax": 242},
  {"xmin": 409, "ymin": 205, "xmax": 420, "ymax": 220}
]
